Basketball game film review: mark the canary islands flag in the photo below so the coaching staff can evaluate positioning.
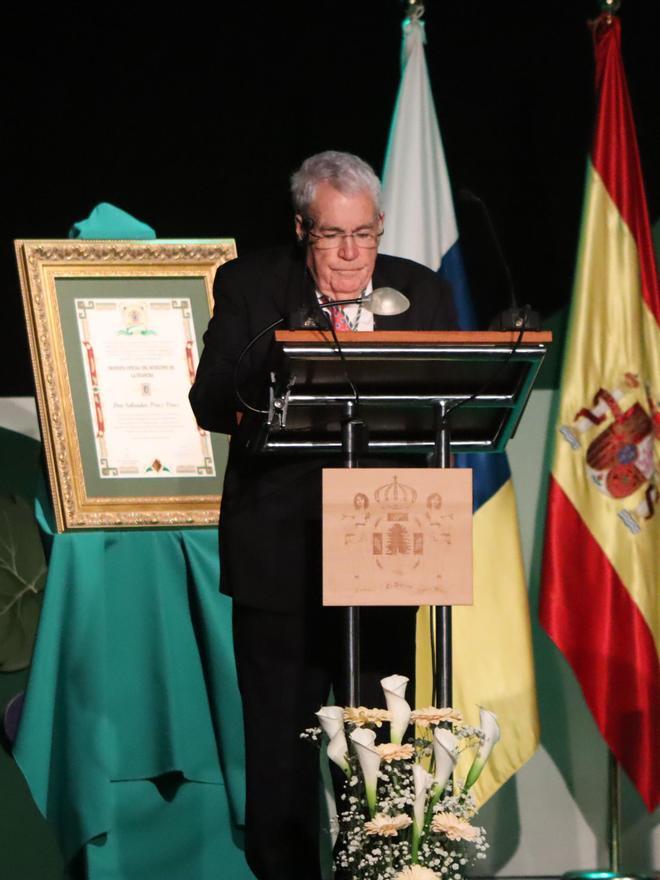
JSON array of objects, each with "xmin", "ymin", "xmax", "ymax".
[
  {"xmin": 540, "ymin": 13, "xmax": 659, "ymax": 811},
  {"xmin": 380, "ymin": 11, "xmax": 540, "ymax": 805}
]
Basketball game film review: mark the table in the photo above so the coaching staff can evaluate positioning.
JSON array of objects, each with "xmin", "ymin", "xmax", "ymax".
[{"xmin": 14, "ymin": 479, "xmax": 254, "ymax": 879}]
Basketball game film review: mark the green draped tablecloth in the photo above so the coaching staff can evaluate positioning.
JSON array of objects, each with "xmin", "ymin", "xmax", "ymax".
[{"xmin": 14, "ymin": 484, "xmax": 254, "ymax": 879}]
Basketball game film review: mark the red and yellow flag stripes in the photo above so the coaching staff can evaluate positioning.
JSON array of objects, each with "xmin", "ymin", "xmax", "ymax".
[{"xmin": 540, "ymin": 15, "xmax": 659, "ymax": 812}]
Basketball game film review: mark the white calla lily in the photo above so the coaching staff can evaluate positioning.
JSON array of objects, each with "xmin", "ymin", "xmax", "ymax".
[
  {"xmin": 412, "ymin": 763, "xmax": 433, "ymax": 836},
  {"xmin": 316, "ymin": 706, "xmax": 350, "ymax": 775},
  {"xmin": 464, "ymin": 707, "xmax": 500, "ymax": 790},
  {"xmin": 349, "ymin": 727, "xmax": 382, "ymax": 817},
  {"xmin": 432, "ymin": 727, "xmax": 458, "ymax": 792},
  {"xmin": 380, "ymin": 674, "xmax": 411, "ymax": 744}
]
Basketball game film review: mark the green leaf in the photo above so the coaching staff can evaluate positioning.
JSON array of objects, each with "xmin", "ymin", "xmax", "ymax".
[{"xmin": 0, "ymin": 495, "xmax": 47, "ymax": 672}]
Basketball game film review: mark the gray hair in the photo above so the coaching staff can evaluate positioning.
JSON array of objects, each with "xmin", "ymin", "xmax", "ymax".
[{"xmin": 290, "ymin": 151, "xmax": 382, "ymax": 218}]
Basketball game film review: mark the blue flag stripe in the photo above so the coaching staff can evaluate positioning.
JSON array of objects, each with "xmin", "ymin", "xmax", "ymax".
[
  {"xmin": 438, "ymin": 241, "xmax": 477, "ymax": 330},
  {"xmin": 439, "ymin": 239, "xmax": 511, "ymax": 513},
  {"xmin": 455, "ymin": 452, "xmax": 511, "ymax": 512}
]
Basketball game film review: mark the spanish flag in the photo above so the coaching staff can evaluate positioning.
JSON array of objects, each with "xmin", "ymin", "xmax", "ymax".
[{"xmin": 540, "ymin": 13, "xmax": 659, "ymax": 812}]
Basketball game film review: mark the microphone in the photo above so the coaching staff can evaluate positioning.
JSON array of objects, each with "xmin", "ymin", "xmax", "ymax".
[
  {"xmin": 457, "ymin": 188, "xmax": 540, "ymax": 331},
  {"xmin": 370, "ymin": 287, "xmax": 411, "ymax": 316},
  {"xmin": 287, "ymin": 287, "xmax": 410, "ymax": 329}
]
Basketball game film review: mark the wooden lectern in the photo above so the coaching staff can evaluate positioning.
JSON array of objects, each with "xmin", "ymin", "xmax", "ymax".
[{"xmin": 258, "ymin": 330, "xmax": 552, "ymax": 706}]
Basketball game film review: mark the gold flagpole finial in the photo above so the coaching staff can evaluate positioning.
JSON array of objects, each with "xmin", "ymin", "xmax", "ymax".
[{"xmin": 403, "ymin": 0, "xmax": 425, "ymax": 21}]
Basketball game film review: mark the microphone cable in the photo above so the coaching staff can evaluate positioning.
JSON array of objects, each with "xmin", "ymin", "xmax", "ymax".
[
  {"xmin": 232, "ymin": 316, "xmax": 284, "ymax": 416},
  {"xmin": 318, "ymin": 300, "xmax": 360, "ymax": 405},
  {"xmin": 438, "ymin": 315, "xmax": 529, "ymax": 430},
  {"xmin": 231, "ymin": 270, "xmax": 362, "ymax": 418}
]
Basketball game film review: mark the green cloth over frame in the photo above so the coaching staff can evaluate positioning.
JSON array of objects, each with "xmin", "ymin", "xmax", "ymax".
[{"xmin": 68, "ymin": 202, "xmax": 156, "ymax": 240}]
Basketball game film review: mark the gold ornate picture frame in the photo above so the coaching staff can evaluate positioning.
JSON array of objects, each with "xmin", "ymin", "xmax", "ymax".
[{"xmin": 15, "ymin": 239, "xmax": 236, "ymax": 531}]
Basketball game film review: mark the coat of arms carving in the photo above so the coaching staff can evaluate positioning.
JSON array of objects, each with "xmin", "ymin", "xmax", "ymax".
[{"xmin": 322, "ymin": 469, "xmax": 472, "ymax": 607}]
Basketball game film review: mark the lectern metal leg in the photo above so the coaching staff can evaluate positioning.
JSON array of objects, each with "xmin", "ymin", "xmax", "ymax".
[
  {"xmin": 342, "ymin": 400, "xmax": 363, "ymax": 707},
  {"xmin": 345, "ymin": 607, "xmax": 360, "ymax": 708},
  {"xmin": 432, "ymin": 401, "xmax": 451, "ymax": 470},
  {"xmin": 436, "ymin": 607, "xmax": 452, "ymax": 709},
  {"xmin": 432, "ymin": 401, "xmax": 452, "ymax": 709}
]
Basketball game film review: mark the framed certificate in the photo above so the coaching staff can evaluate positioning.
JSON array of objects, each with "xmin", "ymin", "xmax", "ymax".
[{"xmin": 15, "ymin": 239, "xmax": 236, "ymax": 531}]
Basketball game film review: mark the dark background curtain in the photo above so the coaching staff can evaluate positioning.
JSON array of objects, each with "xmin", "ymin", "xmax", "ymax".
[{"xmin": 4, "ymin": 1, "xmax": 659, "ymax": 394}]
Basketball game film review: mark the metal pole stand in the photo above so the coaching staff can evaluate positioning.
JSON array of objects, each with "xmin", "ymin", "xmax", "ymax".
[
  {"xmin": 431, "ymin": 400, "xmax": 452, "ymax": 708},
  {"xmin": 562, "ymin": 753, "xmax": 655, "ymax": 880},
  {"xmin": 341, "ymin": 400, "xmax": 367, "ymax": 707}
]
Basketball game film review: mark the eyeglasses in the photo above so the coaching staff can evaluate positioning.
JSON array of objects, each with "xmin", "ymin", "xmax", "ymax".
[{"xmin": 306, "ymin": 225, "xmax": 383, "ymax": 250}]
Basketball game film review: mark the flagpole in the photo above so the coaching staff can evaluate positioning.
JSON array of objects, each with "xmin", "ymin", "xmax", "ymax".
[
  {"xmin": 398, "ymin": 0, "xmax": 451, "ymax": 712},
  {"xmin": 608, "ymin": 751, "xmax": 620, "ymax": 873},
  {"xmin": 599, "ymin": 0, "xmax": 621, "ymax": 18},
  {"xmin": 563, "ymin": 755, "xmax": 654, "ymax": 880},
  {"xmin": 403, "ymin": 0, "xmax": 424, "ymax": 14}
]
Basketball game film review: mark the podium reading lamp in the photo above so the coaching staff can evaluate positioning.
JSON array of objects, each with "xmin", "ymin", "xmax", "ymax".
[{"xmin": 256, "ymin": 328, "xmax": 551, "ymax": 706}]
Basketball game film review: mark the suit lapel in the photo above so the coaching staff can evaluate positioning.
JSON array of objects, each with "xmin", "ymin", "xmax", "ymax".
[{"xmin": 274, "ymin": 247, "xmax": 317, "ymax": 321}]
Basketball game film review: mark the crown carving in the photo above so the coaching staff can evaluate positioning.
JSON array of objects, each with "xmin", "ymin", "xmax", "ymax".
[{"xmin": 374, "ymin": 475, "xmax": 417, "ymax": 510}]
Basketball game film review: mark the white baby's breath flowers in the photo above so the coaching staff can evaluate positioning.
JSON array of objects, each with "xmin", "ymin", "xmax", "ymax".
[{"xmin": 299, "ymin": 726, "xmax": 321, "ymax": 742}]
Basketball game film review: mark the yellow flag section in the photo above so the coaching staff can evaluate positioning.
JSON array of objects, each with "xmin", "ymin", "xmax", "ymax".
[
  {"xmin": 417, "ymin": 478, "xmax": 539, "ymax": 806},
  {"xmin": 555, "ymin": 165, "xmax": 659, "ymax": 633}
]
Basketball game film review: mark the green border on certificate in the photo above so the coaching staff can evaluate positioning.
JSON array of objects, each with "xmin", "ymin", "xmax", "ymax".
[{"xmin": 57, "ymin": 277, "xmax": 228, "ymax": 500}]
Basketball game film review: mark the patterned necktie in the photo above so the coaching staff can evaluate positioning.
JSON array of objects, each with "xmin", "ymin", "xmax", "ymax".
[{"xmin": 317, "ymin": 294, "xmax": 355, "ymax": 331}]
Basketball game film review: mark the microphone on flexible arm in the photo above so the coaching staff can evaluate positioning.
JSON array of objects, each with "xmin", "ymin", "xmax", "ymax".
[
  {"xmin": 287, "ymin": 287, "xmax": 410, "ymax": 329},
  {"xmin": 457, "ymin": 188, "xmax": 540, "ymax": 331},
  {"xmin": 233, "ymin": 267, "xmax": 411, "ymax": 416}
]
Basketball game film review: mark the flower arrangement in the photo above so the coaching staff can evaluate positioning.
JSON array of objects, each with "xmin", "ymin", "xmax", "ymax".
[{"xmin": 301, "ymin": 674, "xmax": 500, "ymax": 880}]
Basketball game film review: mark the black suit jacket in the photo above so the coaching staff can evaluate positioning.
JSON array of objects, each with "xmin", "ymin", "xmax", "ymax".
[{"xmin": 190, "ymin": 245, "xmax": 456, "ymax": 612}]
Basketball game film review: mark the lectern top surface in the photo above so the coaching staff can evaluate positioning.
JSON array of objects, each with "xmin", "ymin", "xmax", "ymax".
[{"xmin": 275, "ymin": 330, "xmax": 552, "ymax": 345}]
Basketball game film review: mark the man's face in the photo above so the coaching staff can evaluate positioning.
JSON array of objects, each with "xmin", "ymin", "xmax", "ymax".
[{"xmin": 296, "ymin": 180, "xmax": 383, "ymax": 301}]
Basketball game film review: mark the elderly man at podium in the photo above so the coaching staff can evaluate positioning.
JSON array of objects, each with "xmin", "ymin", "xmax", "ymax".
[{"xmin": 190, "ymin": 150, "xmax": 456, "ymax": 880}]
